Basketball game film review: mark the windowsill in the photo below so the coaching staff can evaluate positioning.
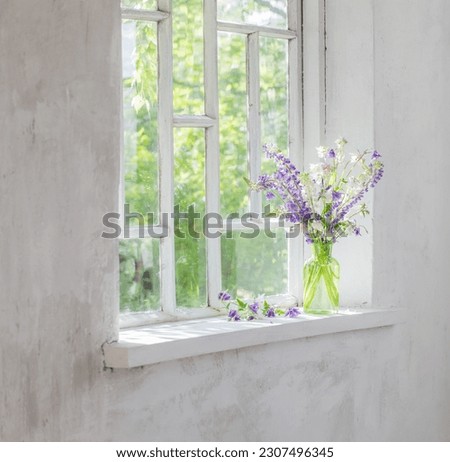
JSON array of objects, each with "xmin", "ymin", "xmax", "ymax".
[
  {"xmin": 103, "ymin": 307, "xmax": 405, "ymax": 369},
  {"xmin": 119, "ymin": 294, "xmax": 298, "ymax": 329}
]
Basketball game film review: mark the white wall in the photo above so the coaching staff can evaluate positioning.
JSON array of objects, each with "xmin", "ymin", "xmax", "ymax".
[
  {"xmin": 372, "ymin": 0, "xmax": 450, "ymax": 439},
  {"xmin": 323, "ymin": 0, "xmax": 375, "ymax": 306},
  {"xmin": 0, "ymin": 0, "xmax": 449, "ymax": 442}
]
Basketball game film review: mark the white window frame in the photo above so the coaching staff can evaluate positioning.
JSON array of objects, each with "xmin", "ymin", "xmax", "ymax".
[
  {"xmin": 119, "ymin": 0, "xmax": 311, "ymax": 328},
  {"xmin": 104, "ymin": 1, "xmax": 406, "ymax": 368}
]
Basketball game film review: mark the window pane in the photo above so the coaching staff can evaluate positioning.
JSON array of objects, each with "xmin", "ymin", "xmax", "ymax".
[
  {"xmin": 218, "ymin": 32, "xmax": 249, "ymax": 217},
  {"xmin": 260, "ymin": 37, "xmax": 288, "ymax": 162},
  {"xmin": 122, "ymin": 20, "xmax": 159, "ymax": 221},
  {"xmin": 121, "ymin": 0, "xmax": 157, "ymax": 10},
  {"xmin": 218, "ymin": 0, "xmax": 287, "ymax": 29},
  {"xmin": 120, "ymin": 239, "xmax": 160, "ymax": 312},
  {"xmin": 173, "ymin": 0, "xmax": 204, "ymax": 114},
  {"xmin": 174, "ymin": 128, "xmax": 207, "ymax": 308},
  {"xmin": 260, "ymin": 36, "xmax": 289, "ymax": 211},
  {"xmin": 221, "ymin": 228, "xmax": 288, "ymax": 299}
]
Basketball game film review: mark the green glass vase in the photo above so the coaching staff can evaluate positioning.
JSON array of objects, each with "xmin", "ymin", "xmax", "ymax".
[{"xmin": 303, "ymin": 241, "xmax": 340, "ymax": 315}]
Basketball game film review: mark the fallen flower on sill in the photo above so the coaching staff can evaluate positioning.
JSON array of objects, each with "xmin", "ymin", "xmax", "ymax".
[{"xmin": 219, "ymin": 292, "xmax": 301, "ymax": 321}]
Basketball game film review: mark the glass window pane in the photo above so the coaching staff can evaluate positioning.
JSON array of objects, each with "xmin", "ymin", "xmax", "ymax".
[
  {"xmin": 218, "ymin": 0, "xmax": 287, "ymax": 29},
  {"xmin": 120, "ymin": 239, "xmax": 160, "ymax": 312},
  {"xmin": 173, "ymin": 0, "xmax": 204, "ymax": 114},
  {"xmin": 121, "ymin": 0, "xmax": 157, "ymax": 10},
  {"xmin": 260, "ymin": 37, "xmax": 288, "ymax": 164},
  {"xmin": 221, "ymin": 228, "xmax": 288, "ymax": 299},
  {"xmin": 174, "ymin": 128, "xmax": 207, "ymax": 308},
  {"xmin": 122, "ymin": 20, "xmax": 159, "ymax": 221},
  {"xmin": 260, "ymin": 36, "xmax": 288, "ymax": 212},
  {"xmin": 218, "ymin": 32, "xmax": 249, "ymax": 218}
]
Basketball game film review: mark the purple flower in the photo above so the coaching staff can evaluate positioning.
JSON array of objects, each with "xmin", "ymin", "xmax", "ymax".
[
  {"xmin": 263, "ymin": 144, "xmax": 280, "ymax": 159},
  {"xmin": 266, "ymin": 307, "xmax": 276, "ymax": 318},
  {"xmin": 370, "ymin": 167, "xmax": 384, "ymax": 188},
  {"xmin": 331, "ymin": 190, "xmax": 343, "ymax": 211},
  {"xmin": 372, "ymin": 150, "xmax": 381, "ymax": 159},
  {"xmin": 219, "ymin": 291, "xmax": 231, "ymax": 301},
  {"xmin": 247, "ymin": 142, "xmax": 384, "ymax": 246},
  {"xmin": 336, "ymin": 189, "xmax": 366, "ymax": 220},
  {"xmin": 354, "ymin": 227, "xmax": 361, "ymax": 236},
  {"xmin": 285, "ymin": 307, "xmax": 301, "ymax": 318},
  {"xmin": 332, "ymin": 190, "xmax": 343, "ymax": 201},
  {"xmin": 288, "ymin": 213, "xmax": 302, "ymax": 223},
  {"xmin": 249, "ymin": 301, "xmax": 259, "ymax": 314},
  {"xmin": 286, "ymin": 201, "xmax": 298, "ymax": 212},
  {"xmin": 228, "ymin": 309, "xmax": 240, "ymax": 321},
  {"xmin": 257, "ymin": 174, "xmax": 275, "ymax": 189}
]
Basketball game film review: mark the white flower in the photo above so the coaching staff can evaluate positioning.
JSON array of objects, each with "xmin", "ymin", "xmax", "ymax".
[
  {"xmin": 334, "ymin": 138, "xmax": 347, "ymax": 163},
  {"xmin": 322, "ymin": 188, "xmax": 332, "ymax": 202},
  {"xmin": 309, "ymin": 163, "xmax": 322, "ymax": 175},
  {"xmin": 316, "ymin": 146, "xmax": 328, "ymax": 159},
  {"xmin": 311, "ymin": 221, "xmax": 324, "ymax": 232},
  {"xmin": 350, "ymin": 154, "xmax": 359, "ymax": 163},
  {"xmin": 336, "ymin": 151, "xmax": 345, "ymax": 163},
  {"xmin": 335, "ymin": 137, "xmax": 347, "ymax": 147}
]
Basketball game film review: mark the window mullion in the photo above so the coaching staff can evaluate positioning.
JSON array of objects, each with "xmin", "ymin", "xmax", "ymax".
[
  {"xmin": 247, "ymin": 31, "xmax": 262, "ymax": 217},
  {"xmin": 157, "ymin": 0, "xmax": 176, "ymax": 313},
  {"xmin": 287, "ymin": 0, "xmax": 304, "ymax": 303},
  {"xmin": 204, "ymin": 0, "xmax": 222, "ymax": 308}
]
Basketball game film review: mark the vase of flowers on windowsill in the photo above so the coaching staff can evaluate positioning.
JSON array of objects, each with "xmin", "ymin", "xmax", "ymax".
[{"xmin": 247, "ymin": 138, "xmax": 384, "ymax": 315}]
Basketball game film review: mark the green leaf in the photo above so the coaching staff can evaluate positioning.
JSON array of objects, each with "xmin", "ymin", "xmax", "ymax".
[
  {"xmin": 243, "ymin": 177, "xmax": 253, "ymax": 187},
  {"xmin": 322, "ymin": 202, "xmax": 332, "ymax": 216},
  {"xmin": 262, "ymin": 300, "xmax": 271, "ymax": 315},
  {"xmin": 236, "ymin": 298, "xmax": 248, "ymax": 311}
]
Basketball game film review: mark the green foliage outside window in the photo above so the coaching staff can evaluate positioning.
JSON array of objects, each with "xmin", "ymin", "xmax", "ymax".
[{"xmin": 120, "ymin": 2, "xmax": 289, "ymax": 311}]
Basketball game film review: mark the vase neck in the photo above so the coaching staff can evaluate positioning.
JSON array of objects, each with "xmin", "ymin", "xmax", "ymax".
[{"xmin": 311, "ymin": 241, "xmax": 333, "ymax": 262}]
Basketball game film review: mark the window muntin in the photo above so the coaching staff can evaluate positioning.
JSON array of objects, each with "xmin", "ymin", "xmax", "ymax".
[{"xmin": 120, "ymin": 0, "xmax": 302, "ymax": 316}]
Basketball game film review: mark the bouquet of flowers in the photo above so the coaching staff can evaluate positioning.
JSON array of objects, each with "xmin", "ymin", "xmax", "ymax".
[
  {"xmin": 250, "ymin": 138, "xmax": 383, "ymax": 242},
  {"xmin": 248, "ymin": 138, "xmax": 384, "ymax": 314}
]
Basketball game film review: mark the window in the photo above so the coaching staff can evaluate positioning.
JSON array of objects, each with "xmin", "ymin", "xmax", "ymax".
[{"xmin": 119, "ymin": 0, "xmax": 302, "ymax": 321}]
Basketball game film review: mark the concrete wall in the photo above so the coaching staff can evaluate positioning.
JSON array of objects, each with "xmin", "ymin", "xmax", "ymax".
[{"xmin": 0, "ymin": 0, "xmax": 449, "ymax": 441}]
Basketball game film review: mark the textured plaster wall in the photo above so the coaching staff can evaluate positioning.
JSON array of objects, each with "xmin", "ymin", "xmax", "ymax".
[
  {"xmin": 0, "ymin": 0, "xmax": 120, "ymax": 440},
  {"xmin": 372, "ymin": 0, "xmax": 450, "ymax": 440},
  {"xmin": 0, "ymin": 0, "xmax": 449, "ymax": 442}
]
